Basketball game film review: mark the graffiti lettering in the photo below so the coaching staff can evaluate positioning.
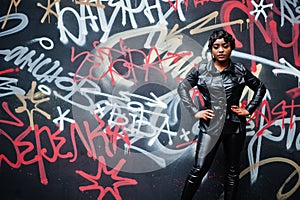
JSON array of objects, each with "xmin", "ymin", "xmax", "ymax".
[
  {"xmin": 0, "ymin": 76, "xmax": 25, "ymax": 97},
  {"xmin": 246, "ymin": 95, "xmax": 300, "ymax": 183},
  {"xmin": 71, "ymin": 39, "xmax": 182, "ymax": 85},
  {"xmin": 279, "ymin": 0, "xmax": 300, "ymax": 26},
  {"xmin": 55, "ymin": 0, "xmax": 191, "ymax": 45},
  {"xmin": 221, "ymin": 0, "xmax": 300, "ymax": 67},
  {"xmin": 0, "ymin": 122, "xmax": 72, "ymax": 185},
  {"xmin": 0, "ymin": 102, "xmax": 131, "ymax": 185},
  {"xmin": 0, "ymin": 46, "xmax": 103, "ymax": 111},
  {"xmin": 0, "ymin": 13, "xmax": 28, "ymax": 37},
  {"xmin": 1, "ymin": 0, "xmax": 22, "ymax": 29}
]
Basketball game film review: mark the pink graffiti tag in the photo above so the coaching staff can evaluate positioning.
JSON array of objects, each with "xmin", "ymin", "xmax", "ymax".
[
  {"xmin": 249, "ymin": 99, "xmax": 300, "ymax": 136},
  {"xmin": 71, "ymin": 39, "xmax": 192, "ymax": 85},
  {"xmin": 220, "ymin": 0, "xmax": 300, "ymax": 69},
  {"xmin": 0, "ymin": 102, "xmax": 131, "ymax": 185},
  {"xmin": 70, "ymin": 113, "xmax": 131, "ymax": 161},
  {"xmin": 76, "ymin": 156, "xmax": 138, "ymax": 200},
  {"xmin": 0, "ymin": 68, "xmax": 20, "ymax": 75}
]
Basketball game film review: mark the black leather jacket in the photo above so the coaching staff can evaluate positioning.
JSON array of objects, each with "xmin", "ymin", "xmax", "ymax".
[{"xmin": 177, "ymin": 60, "xmax": 266, "ymax": 135}]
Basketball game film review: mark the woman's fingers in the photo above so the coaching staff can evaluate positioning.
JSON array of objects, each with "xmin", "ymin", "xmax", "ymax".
[
  {"xmin": 231, "ymin": 105, "xmax": 250, "ymax": 116},
  {"xmin": 195, "ymin": 109, "xmax": 215, "ymax": 120},
  {"xmin": 195, "ymin": 106, "xmax": 250, "ymax": 120},
  {"xmin": 205, "ymin": 109, "xmax": 215, "ymax": 119}
]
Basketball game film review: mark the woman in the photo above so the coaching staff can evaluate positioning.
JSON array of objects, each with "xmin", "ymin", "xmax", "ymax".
[{"xmin": 177, "ymin": 30, "xmax": 266, "ymax": 200}]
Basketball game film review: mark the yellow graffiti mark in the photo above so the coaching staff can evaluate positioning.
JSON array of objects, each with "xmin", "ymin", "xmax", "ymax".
[
  {"xmin": 167, "ymin": 11, "xmax": 244, "ymax": 41},
  {"xmin": 1, "ymin": 0, "xmax": 21, "ymax": 29},
  {"xmin": 37, "ymin": 0, "xmax": 60, "ymax": 24},
  {"xmin": 246, "ymin": 18, "xmax": 250, "ymax": 30},
  {"xmin": 239, "ymin": 157, "xmax": 300, "ymax": 200},
  {"xmin": 167, "ymin": 24, "xmax": 183, "ymax": 41},
  {"xmin": 190, "ymin": 15, "xmax": 244, "ymax": 35},
  {"xmin": 75, "ymin": 0, "xmax": 105, "ymax": 9},
  {"xmin": 15, "ymin": 81, "xmax": 51, "ymax": 130}
]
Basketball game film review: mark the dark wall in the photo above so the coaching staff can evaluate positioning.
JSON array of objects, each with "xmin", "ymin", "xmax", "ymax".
[{"xmin": 0, "ymin": 1, "xmax": 299, "ymax": 200}]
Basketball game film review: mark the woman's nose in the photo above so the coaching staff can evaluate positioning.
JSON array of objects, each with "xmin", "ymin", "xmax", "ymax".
[{"xmin": 218, "ymin": 47, "xmax": 224, "ymax": 52}]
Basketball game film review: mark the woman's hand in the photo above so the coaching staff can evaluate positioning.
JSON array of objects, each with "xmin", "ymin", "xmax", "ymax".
[
  {"xmin": 231, "ymin": 105, "xmax": 250, "ymax": 116},
  {"xmin": 194, "ymin": 109, "xmax": 215, "ymax": 120}
]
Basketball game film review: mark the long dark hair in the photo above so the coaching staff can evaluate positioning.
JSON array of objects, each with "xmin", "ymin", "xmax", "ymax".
[{"xmin": 208, "ymin": 30, "xmax": 235, "ymax": 50}]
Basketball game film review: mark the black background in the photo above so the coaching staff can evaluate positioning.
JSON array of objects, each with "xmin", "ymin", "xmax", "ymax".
[{"xmin": 0, "ymin": 1, "xmax": 300, "ymax": 200}]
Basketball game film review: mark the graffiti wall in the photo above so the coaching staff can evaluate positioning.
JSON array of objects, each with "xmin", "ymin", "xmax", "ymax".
[{"xmin": 0, "ymin": 0, "xmax": 299, "ymax": 199}]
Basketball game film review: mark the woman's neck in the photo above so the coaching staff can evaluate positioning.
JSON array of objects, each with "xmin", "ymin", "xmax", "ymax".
[{"xmin": 214, "ymin": 60, "xmax": 229, "ymax": 71}]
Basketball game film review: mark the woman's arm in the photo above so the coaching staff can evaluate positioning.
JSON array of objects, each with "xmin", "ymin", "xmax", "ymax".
[
  {"xmin": 244, "ymin": 67, "xmax": 266, "ymax": 115},
  {"xmin": 177, "ymin": 67, "xmax": 200, "ymax": 116}
]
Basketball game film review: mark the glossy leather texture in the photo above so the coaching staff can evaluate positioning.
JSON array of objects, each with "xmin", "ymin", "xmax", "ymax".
[
  {"xmin": 178, "ymin": 60, "xmax": 266, "ymax": 200},
  {"xmin": 177, "ymin": 60, "xmax": 266, "ymax": 135}
]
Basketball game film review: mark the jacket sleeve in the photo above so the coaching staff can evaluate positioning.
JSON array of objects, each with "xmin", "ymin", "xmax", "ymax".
[
  {"xmin": 244, "ymin": 67, "xmax": 266, "ymax": 115},
  {"xmin": 177, "ymin": 67, "xmax": 200, "ymax": 116}
]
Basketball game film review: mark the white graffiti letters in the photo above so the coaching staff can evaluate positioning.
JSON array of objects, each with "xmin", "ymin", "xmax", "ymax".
[
  {"xmin": 0, "ymin": 13, "xmax": 28, "ymax": 38},
  {"xmin": 56, "ymin": 0, "xmax": 186, "ymax": 45},
  {"xmin": 0, "ymin": 77, "xmax": 25, "ymax": 97},
  {"xmin": 280, "ymin": 0, "xmax": 300, "ymax": 26}
]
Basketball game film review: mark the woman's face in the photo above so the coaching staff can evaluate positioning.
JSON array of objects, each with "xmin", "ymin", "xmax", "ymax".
[{"xmin": 211, "ymin": 38, "xmax": 232, "ymax": 63}]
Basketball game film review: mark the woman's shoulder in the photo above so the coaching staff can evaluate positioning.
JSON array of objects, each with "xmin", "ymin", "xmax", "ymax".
[
  {"xmin": 198, "ymin": 60, "xmax": 209, "ymax": 67},
  {"xmin": 197, "ymin": 60, "xmax": 213, "ymax": 72},
  {"xmin": 232, "ymin": 62, "xmax": 248, "ymax": 73}
]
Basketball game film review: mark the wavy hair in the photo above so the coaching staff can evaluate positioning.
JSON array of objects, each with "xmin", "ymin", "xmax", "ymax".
[{"xmin": 208, "ymin": 30, "xmax": 235, "ymax": 50}]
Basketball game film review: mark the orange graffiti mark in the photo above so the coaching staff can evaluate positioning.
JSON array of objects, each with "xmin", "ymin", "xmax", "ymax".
[
  {"xmin": 239, "ymin": 157, "xmax": 300, "ymax": 200},
  {"xmin": 1, "ymin": 0, "xmax": 21, "ymax": 29},
  {"xmin": 75, "ymin": 0, "xmax": 105, "ymax": 9},
  {"xmin": 166, "ymin": 11, "xmax": 243, "ymax": 40},
  {"xmin": 36, "ymin": 0, "xmax": 60, "ymax": 23},
  {"xmin": 15, "ymin": 81, "xmax": 51, "ymax": 130}
]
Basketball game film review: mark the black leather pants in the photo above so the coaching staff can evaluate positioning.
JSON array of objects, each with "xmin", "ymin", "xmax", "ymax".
[{"xmin": 181, "ymin": 132, "xmax": 246, "ymax": 200}]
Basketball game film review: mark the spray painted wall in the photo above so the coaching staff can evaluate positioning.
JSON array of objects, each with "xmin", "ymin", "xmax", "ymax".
[{"xmin": 0, "ymin": 0, "xmax": 299, "ymax": 200}]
